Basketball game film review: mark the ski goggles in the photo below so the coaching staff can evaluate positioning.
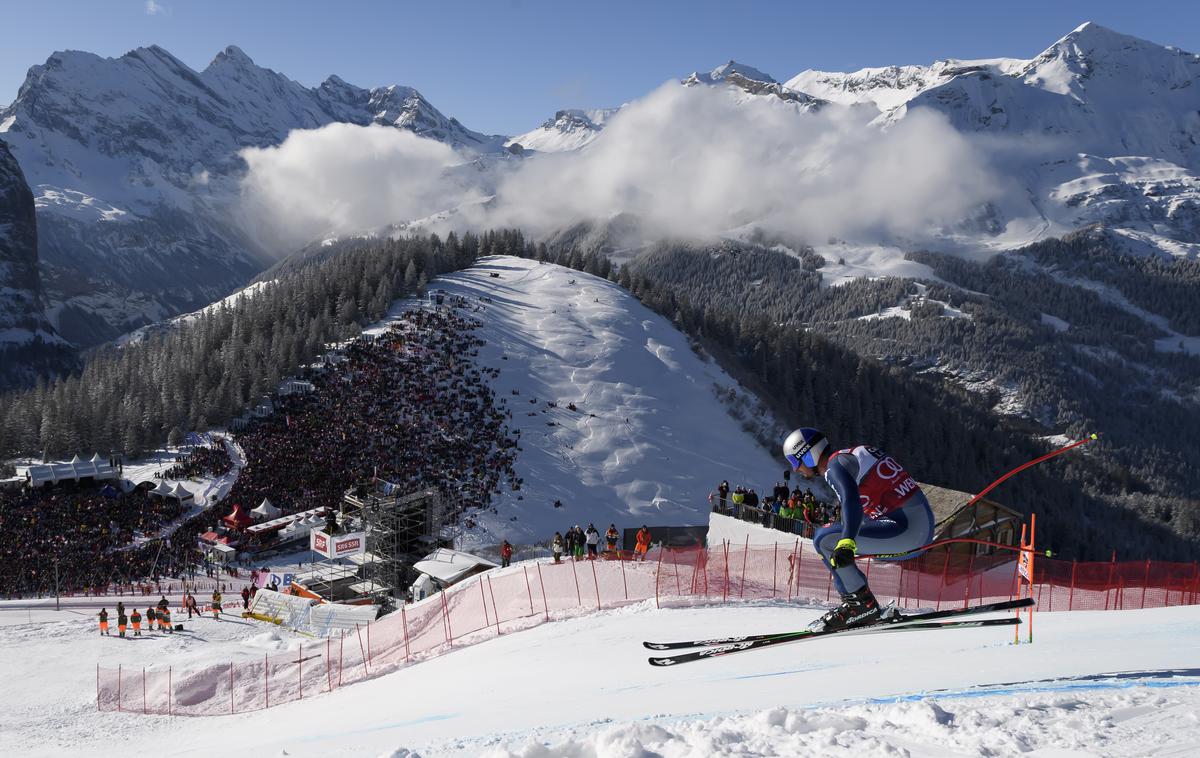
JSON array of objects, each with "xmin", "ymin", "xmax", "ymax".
[
  {"xmin": 785, "ymin": 451, "xmax": 817, "ymax": 469},
  {"xmin": 785, "ymin": 439, "xmax": 824, "ymax": 469}
]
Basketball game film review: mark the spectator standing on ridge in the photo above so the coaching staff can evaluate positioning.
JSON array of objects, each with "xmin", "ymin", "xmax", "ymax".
[
  {"xmin": 160, "ymin": 605, "xmax": 172, "ymax": 633},
  {"xmin": 717, "ymin": 480, "xmax": 729, "ymax": 512},
  {"xmin": 130, "ymin": 608, "xmax": 142, "ymax": 636},
  {"xmin": 585, "ymin": 524, "xmax": 600, "ymax": 559},
  {"xmin": 98, "ymin": 608, "xmax": 109, "ymax": 636},
  {"xmin": 573, "ymin": 526, "xmax": 586, "ymax": 561},
  {"xmin": 500, "ymin": 540, "xmax": 513, "ymax": 568},
  {"xmin": 241, "ymin": 585, "xmax": 251, "ymax": 610},
  {"xmin": 551, "ymin": 532, "xmax": 564, "ymax": 564},
  {"xmin": 145, "ymin": 606, "xmax": 155, "ymax": 633},
  {"xmin": 605, "ymin": 525, "xmax": 619, "ymax": 557},
  {"xmin": 564, "ymin": 527, "xmax": 577, "ymax": 561},
  {"xmin": 635, "ymin": 526, "xmax": 651, "ymax": 561},
  {"xmin": 116, "ymin": 609, "xmax": 128, "ymax": 638}
]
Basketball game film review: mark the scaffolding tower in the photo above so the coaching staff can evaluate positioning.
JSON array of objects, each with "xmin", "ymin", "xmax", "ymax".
[{"xmin": 341, "ymin": 483, "xmax": 446, "ymax": 609}]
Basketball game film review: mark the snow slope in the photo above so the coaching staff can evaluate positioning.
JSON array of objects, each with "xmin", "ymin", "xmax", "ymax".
[
  {"xmin": 1, "ymin": 591, "xmax": 1197, "ymax": 756},
  {"xmin": 400, "ymin": 256, "xmax": 787, "ymax": 547}
]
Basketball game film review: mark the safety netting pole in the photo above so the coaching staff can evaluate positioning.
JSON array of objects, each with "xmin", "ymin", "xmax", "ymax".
[
  {"xmin": 654, "ymin": 543, "xmax": 664, "ymax": 609},
  {"xmin": 327, "ymin": 638, "xmax": 333, "ymax": 692},
  {"xmin": 265, "ymin": 653, "xmax": 269, "ymax": 707},
  {"xmin": 536, "ymin": 562, "xmax": 549, "ymax": 620},
  {"xmin": 771, "ymin": 543, "xmax": 778, "ymax": 598},
  {"xmin": 570, "ymin": 559, "xmax": 581, "ymax": 606},
  {"xmin": 229, "ymin": 661, "xmax": 234, "ymax": 714},
  {"xmin": 739, "ymin": 536, "xmax": 749, "ymax": 598},
  {"xmin": 590, "ymin": 560, "xmax": 601, "ymax": 610},
  {"xmin": 118, "ymin": 665, "xmax": 122, "ymax": 713},
  {"xmin": 487, "ymin": 575, "xmax": 501, "ymax": 635},
  {"xmin": 298, "ymin": 644, "xmax": 303, "ymax": 699},
  {"xmin": 522, "ymin": 566, "xmax": 535, "ymax": 616},
  {"xmin": 1068, "ymin": 560, "xmax": 1078, "ymax": 611},
  {"xmin": 722, "ymin": 541, "xmax": 729, "ymax": 604},
  {"xmin": 142, "ymin": 667, "xmax": 147, "ymax": 715},
  {"xmin": 168, "ymin": 667, "xmax": 172, "ymax": 716},
  {"xmin": 479, "ymin": 580, "xmax": 490, "ymax": 628},
  {"xmin": 356, "ymin": 623, "xmax": 369, "ymax": 673},
  {"xmin": 620, "ymin": 556, "xmax": 628, "ymax": 600},
  {"xmin": 401, "ymin": 605, "xmax": 411, "ymax": 662}
]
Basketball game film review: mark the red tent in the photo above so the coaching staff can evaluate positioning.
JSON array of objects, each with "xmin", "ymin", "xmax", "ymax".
[{"xmin": 222, "ymin": 504, "xmax": 254, "ymax": 530}]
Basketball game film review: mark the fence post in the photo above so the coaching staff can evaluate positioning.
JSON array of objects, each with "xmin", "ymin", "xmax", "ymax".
[
  {"xmin": 1068, "ymin": 559, "xmax": 1078, "ymax": 611},
  {"xmin": 168, "ymin": 667, "xmax": 172, "ymax": 716},
  {"xmin": 522, "ymin": 566, "xmax": 535, "ymax": 616},
  {"xmin": 654, "ymin": 542, "xmax": 665, "ymax": 609},
  {"xmin": 590, "ymin": 560, "xmax": 601, "ymax": 610},
  {"xmin": 722, "ymin": 541, "xmax": 729, "ymax": 604},
  {"xmin": 440, "ymin": 590, "xmax": 453, "ymax": 645},
  {"xmin": 356, "ymin": 623, "xmax": 369, "ymax": 674},
  {"xmin": 673, "ymin": 549, "xmax": 681, "ymax": 596},
  {"xmin": 536, "ymin": 562, "xmax": 550, "ymax": 620},
  {"xmin": 118, "ymin": 664, "xmax": 122, "ymax": 713},
  {"xmin": 96, "ymin": 664, "xmax": 99, "ymax": 712},
  {"xmin": 265, "ymin": 653, "xmax": 269, "ymax": 707},
  {"xmin": 400, "ymin": 604, "xmax": 411, "ymax": 662},
  {"xmin": 1104, "ymin": 551, "xmax": 1117, "ymax": 611},
  {"xmin": 740, "ymin": 536, "xmax": 749, "ymax": 598},
  {"xmin": 367, "ymin": 624, "xmax": 372, "ymax": 666},
  {"xmin": 1141, "ymin": 560, "xmax": 1151, "ymax": 609},
  {"xmin": 327, "ymin": 638, "xmax": 333, "ymax": 692},
  {"xmin": 772, "ymin": 543, "xmax": 778, "ymax": 598},
  {"xmin": 142, "ymin": 667, "xmax": 147, "ymax": 715},
  {"xmin": 229, "ymin": 661, "xmax": 234, "ymax": 715},
  {"xmin": 620, "ymin": 554, "xmax": 628, "ymax": 600},
  {"xmin": 479, "ymin": 579, "xmax": 490, "ymax": 628},
  {"xmin": 338, "ymin": 633, "xmax": 344, "ymax": 687},
  {"xmin": 298, "ymin": 644, "xmax": 303, "ymax": 699},
  {"xmin": 962, "ymin": 552, "xmax": 975, "ymax": 609},
  {"xmin": 487, "ymin": 575, "xmax": 502, "ymax": 635},
  {"xmin": 570, "ymin": 558, "xmax": 582, "ymax": 606},
  {"xmin": 935, "ymin": 552, "xmax": 950, "ymax": 611}
]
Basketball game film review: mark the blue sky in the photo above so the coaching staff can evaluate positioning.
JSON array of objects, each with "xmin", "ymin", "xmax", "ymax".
[{"xmin": 2, "ymin": 0, "xmax": 1198, "ymax": 135}]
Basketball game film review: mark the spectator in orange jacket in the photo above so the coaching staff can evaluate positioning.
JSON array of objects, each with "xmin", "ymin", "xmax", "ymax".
[{"xmin": 635, "ymin": 526, "xmax": 651, "ymax": 561}]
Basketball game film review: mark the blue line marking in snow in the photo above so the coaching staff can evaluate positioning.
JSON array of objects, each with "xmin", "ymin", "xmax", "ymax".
[{"xmin": 861, "ymin": 678, "xmax": 1200, "ymax": 705}]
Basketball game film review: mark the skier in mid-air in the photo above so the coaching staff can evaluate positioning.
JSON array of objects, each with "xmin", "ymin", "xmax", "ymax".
[{"xmin": 783, "ymin": 427, "xmax": 934, "ymax": 632}]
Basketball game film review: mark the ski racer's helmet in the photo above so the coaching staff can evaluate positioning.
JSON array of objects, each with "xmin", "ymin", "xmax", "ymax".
[{"xmin": 783, "ymin": 428, "xmax": 828, "ymax": 470}]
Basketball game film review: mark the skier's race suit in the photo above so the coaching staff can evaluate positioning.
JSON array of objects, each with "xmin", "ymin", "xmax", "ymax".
[{"xmin": 813, "ymin": 445, "xmax": 935, "ymax": 595}]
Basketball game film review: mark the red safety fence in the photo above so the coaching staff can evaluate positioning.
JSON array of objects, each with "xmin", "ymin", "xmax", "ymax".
[{"xmin": 97, "ymin": 541, "xmax": 1200, "ymax": 716}]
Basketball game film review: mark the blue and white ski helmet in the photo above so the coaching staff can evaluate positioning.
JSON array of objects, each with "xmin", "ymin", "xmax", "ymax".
[{"xmin": 783, "ymin": 427, "xmax": 828, "ymax": 469}]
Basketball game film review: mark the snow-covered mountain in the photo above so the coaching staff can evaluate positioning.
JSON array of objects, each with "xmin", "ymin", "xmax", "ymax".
[
  {"xmin": 0, "ymin": 44, "xmax": 505, "ymax": 350},
  {"xmin": 506, "ymin": 108, "xmax": 621, "ymax": 153},
  {"xmin": 683, "ymin": 60, "xmax": 825, "ymax": 110},
  {"xmin": 0, "ymin": 137, "xmax": 73, "ymax": 389}
]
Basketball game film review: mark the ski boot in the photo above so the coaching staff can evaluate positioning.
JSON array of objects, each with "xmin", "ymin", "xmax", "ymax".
[{"xmin": 808, "ymin": 586, "xmax": 882, "ymax": 632}]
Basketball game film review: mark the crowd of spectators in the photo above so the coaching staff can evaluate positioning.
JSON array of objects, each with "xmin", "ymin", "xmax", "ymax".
[
  {"xmin": 0, "ymin": 481, "xmax": 192, "ymax": 598},
  {"xmin": 164, "ymin": 442, "xmax": 233, "ymax": 481},
  {"xmin": 180, "ymin": 305, "xmax": 520, "ymax": 544},
  {"xmin": 712, "ymin": 474, "xmax": 839, "ymax": 538}
]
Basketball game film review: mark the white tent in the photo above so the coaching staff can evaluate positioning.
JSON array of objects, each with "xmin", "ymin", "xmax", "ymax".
[
  {"xmin": 20, "ymin": 454, "xmax": 118, "ymax": 487},
  {"xmin": 412, "ymin": 548, "xmax": 499, "ymax": 587},
  {"xmin": 152, "ymin": 480, "xmax": 174, "ymax": 497},
  {"xmin": 251, "ymin": 498, "xmax": 281, "ymax": 520},
  {"xmin": 171, "ymin": 483, "xmax": 194, "ymax": 502}
]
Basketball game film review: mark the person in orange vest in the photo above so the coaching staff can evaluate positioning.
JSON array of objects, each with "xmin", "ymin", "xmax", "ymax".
[
  {"xmin": 159, "ymin": 606, "xmax": 172, "ymax": 633},
  {"xmin": 116, "ymin": 609, "xmax": 128, "ymax": 638},
  {"xmin": 130, "ymin": 608, "xmax": 142, "ymax": 636},
  {"xmin": 634, "ymin": 526, "xmax": 652, "ymax": 561},
  {"xmin": 212, "ymin": 590, "xmax": 222, "ymax": 620},
  {"xmin": 98, "ymin": 608, "xmax": 110, "ymax": 636},
  {"xmin": 145, "ymin": 607, "xmax": 155, "ymax": 633},
  {"xmin": 605, "ymin": 525, "xmax": 619, "ymax": 558}
]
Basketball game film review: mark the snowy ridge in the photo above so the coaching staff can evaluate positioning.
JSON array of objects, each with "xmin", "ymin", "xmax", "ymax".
[{"xmin": 0, "ymin": 43, "xmax": 505, "ymax": 349}]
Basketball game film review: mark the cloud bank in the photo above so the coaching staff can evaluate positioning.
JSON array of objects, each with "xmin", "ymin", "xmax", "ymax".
[{"xmin": 239, "ymin": 83, "xmax": 1015, "ymax": 252}]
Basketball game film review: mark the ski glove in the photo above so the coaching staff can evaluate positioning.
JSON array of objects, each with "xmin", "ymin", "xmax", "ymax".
[{"xmin": 831, "ymin": 538, "xmax": 857, "ymax": 568}]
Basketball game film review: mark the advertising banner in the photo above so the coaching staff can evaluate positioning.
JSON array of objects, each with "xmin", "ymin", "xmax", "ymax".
[{"xmin": 310, "ymin": 530, "xmax": 366, "ymax": 559}]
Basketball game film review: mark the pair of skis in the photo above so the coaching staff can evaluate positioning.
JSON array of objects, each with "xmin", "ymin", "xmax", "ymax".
[{"xmin": 645, "ymin": 597, "xmax": 1032, "ymax": 666}]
